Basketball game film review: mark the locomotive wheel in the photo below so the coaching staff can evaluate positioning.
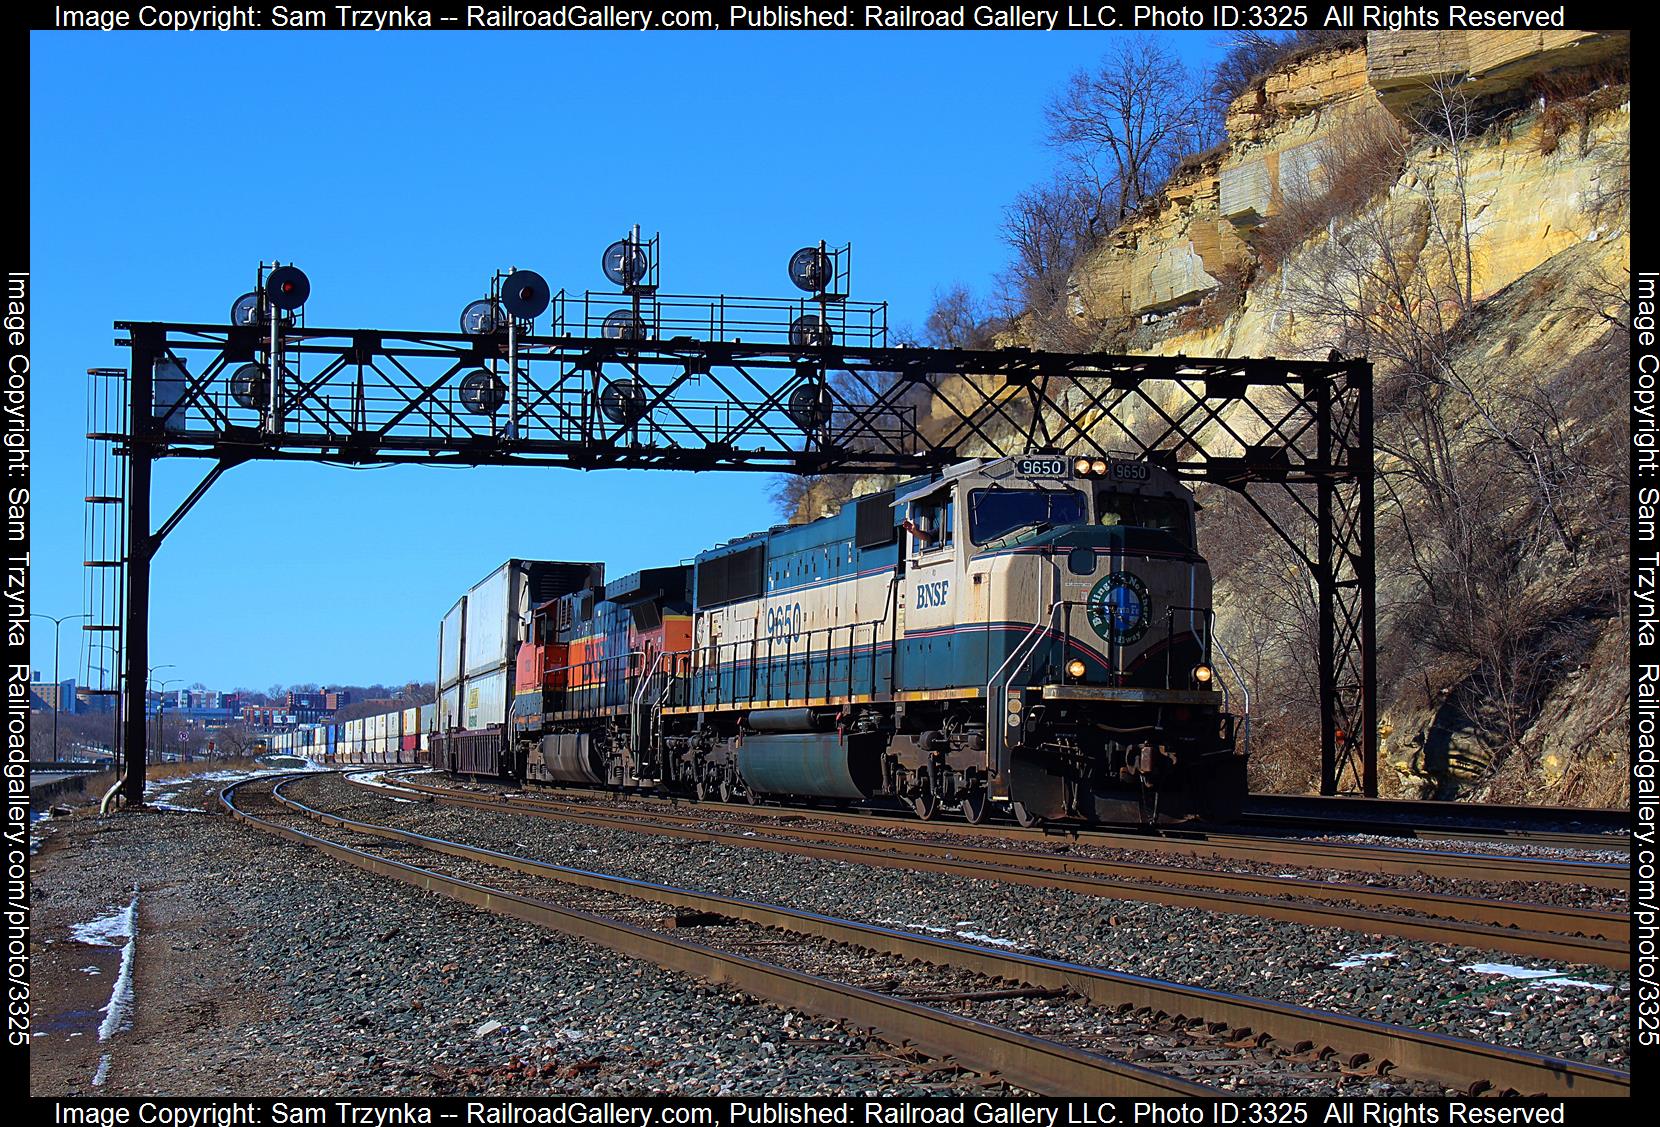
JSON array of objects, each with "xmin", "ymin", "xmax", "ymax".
[
  {"xmin": 1010, "ymin": 800, "xmax": 1043, "ymax": 829},
  {"xmin": 958, "ymin": 788, "xmax": 989, "ymax": 824},
  {"xmin": 719, "ymin": 779, "xmax": 743, "ymax": 804},
  {"xmin": 694, "ymin": 777, "xmax": 711, "ymax": 802},
  {"xmin": 910, "ymin": 789, "xmax": 939, "ymax": 820}
]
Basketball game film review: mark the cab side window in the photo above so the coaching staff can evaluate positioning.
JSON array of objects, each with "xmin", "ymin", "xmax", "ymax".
[{"xmin": 907, "ymin": 492, "xmax": 955, "ymax": 553}]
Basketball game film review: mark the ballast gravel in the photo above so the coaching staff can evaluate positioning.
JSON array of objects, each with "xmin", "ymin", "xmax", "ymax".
[
  {"xmin": 28, "ymin": 776, "xmax": 1009, "ymax": 1097},
  {"xmin": 292, "ymin": 773, "xmax": 1631, "ymax": 1071}
]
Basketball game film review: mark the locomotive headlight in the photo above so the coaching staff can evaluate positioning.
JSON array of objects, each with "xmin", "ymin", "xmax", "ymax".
[
  {"xmin": 1066, "ymin": 659, "xmax": 1086, "ymax": 679},
  {"xmin": 1006, "ymin": 695, "xmax": 1023, "ymax": 714},
  {"xmin": 1073, "ymin": 457, "xmax": 1092, "ymax": 475},
  {"xmin": 1193, "ymin": 664, "xmax": 1214, "ymax": 685},
  {"xmin": 1089, "ymin": 458, "xmax": 1108, "ymax": 475}
]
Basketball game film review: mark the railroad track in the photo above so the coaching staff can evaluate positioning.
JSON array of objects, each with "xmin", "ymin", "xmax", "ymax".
[
  {"xmin": 395, "ymin": 771, "xmax": 1626, "ymax": 891},
  {"xmin": 1244, "ymin": 794, "xmax": 1628, "ymax": 842},
  {"xmin": 224, "ymin": 771, "xmax": 1629, "ymax": 1098},
  {"xmin": 361, "ymin": 772, "xmax": 1627, "ymax": 970},
  {"xmin": 1238, "ymin": 812, "xmax": 1628, "ymax": 855}
]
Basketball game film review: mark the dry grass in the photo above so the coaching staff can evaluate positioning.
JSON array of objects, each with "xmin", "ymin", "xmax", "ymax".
[
  {"xmin": 1526, "ymin": 61, "xmax": 1628, "ymax": 155},
  {"xmin": 1170, "ymin": 261, "xmax": 1249, "ymax": 336},
  {"xmin": 1255, "ymin": 108, "xmax": 1408, "ymax": 273}
]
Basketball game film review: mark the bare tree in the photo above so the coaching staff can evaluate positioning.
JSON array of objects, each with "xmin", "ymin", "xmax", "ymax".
[
  {"xmin": 1410, "ymin": 79, "xmax": 1479, "ymax": 311},
  {"xmin": 211, "ymin": 724, "xmax": 264, "ymax": 760},
  {"xmin": 998, "ymin": 179, "xmax": 1094, "ymax": 311},
  {"xmin": 922, "ymin": 284, "xmax": 991, "ymax": 349},
  {"xmin": 1046, "ymin": 37, "xmax": 1209, "ymax": 232}
]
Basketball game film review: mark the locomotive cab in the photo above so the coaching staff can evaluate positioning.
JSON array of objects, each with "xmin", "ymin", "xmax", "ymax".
[{"xmin": 889, "ymin": 453, "xmax": 1245, "ymax": 825}]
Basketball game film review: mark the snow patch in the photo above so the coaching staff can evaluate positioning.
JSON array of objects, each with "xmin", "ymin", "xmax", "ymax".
[
  {"xmin": 953, "ymin": 924, "xmax": 1024, "ymax": 949},
  {"xmin": 76, "ymin": 884, "xmax": 139, "ymax": 1087},
  {"xmin": 1462, "ymin": 963, "xmax": 1613, "ymax": 990},
  {"xmin": 1331, "ymin": 951, "xmax": 1396, "ymax": 969},
  {"xmin": 142, "ymin": 763, "xmax": 327, "ymax": 814},
  {"xmin": 349, "ymin": 770, "xmax": 419, "ymax": 801}
]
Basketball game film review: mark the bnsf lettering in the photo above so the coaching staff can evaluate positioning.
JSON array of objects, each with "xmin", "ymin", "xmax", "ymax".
[
  {"xmin": 916, "ymin": 579, "xmax": 950, "ymax": 608},
  {"xmin": 766, "ymin": 603, "xmax": 803, "ymax": 635}
]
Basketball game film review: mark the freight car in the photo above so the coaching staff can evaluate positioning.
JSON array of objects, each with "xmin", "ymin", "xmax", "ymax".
[{"xmin": 432, "ymin": 452, "xmax": 1247, "ymax": 825}]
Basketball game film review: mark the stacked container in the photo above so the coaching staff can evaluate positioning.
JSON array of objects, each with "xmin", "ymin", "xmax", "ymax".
[
  {"xmin": 436, "ymin": 560, "xmax": 604, "ymax": 765},
  {"xmin": 401, "ymin": 707, "xmax": 420, "ymax": 760}
]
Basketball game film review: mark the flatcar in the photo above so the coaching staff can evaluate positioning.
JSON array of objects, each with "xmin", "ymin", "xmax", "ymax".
[{"xmin": 431, "ymin": 452, "xmax": 1247, "ymax": 825}]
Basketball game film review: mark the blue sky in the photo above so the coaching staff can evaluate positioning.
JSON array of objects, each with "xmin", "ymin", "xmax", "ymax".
[{"xmin": 29, "ymin": 30, "xmax": 1228, "ymax": 692}]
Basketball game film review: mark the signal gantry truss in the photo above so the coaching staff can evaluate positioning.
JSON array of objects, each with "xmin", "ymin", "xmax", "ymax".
[{"xmin": 85, "ymin": 248, "xmax": 1375, "ymax": 805}]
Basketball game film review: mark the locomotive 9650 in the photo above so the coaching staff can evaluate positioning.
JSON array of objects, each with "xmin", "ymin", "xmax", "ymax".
[{"xmin": 432, "ymin": 453, "xmax": 1246, "ymax": 825}]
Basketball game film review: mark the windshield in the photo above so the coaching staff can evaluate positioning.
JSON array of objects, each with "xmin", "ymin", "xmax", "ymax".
[
  {"xmin": 969, "ymin": 488, "xmax": 1087, "ymax": 543},
  {"xmin": 1095, "ymin": 491, "xmax": 1192, "ymax": 545}
]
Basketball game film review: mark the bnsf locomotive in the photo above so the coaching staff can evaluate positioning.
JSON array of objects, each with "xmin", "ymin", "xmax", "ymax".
[{"xmin": 431, "ymin": 453, "xmax": 1246, "ymax": 824}]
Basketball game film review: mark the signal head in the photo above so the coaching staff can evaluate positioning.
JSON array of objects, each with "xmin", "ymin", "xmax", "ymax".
[
  {"xmin": 601, "ymin": 240, "xmax": 650, "ymax": 289},
  {"xmin": 601, "ymin": 309, "xmax": 646, "ymax": 341},
  {"xmin": 501, "ymin": 269, "xmax": 550, "ymax": 319},
  {"xmin": 265, "ymin": 265, "xmax": 310, "ymax": 311},
  {"xmin": 787, "ymin": 246, "xmax": 833, "ymax": 293},
  {"xmin": 460, "ymin": 299, "xmax": 506, "ymax": 336},
  {"xmin": 458, "ymin": 369, "xmax": 507, "ymax": 415},
  {"xmin": 228, "ymin": 363, "xmax": 268, "ymax": 409},
  {"xmin": 599, "ymin": 379, "xmax": 649, "ymax": 425},
  {"xmin": 230, "ymin": 292, "xmax": 262, "ymax": 327}
]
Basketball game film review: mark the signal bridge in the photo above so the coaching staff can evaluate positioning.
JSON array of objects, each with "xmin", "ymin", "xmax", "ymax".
[{"xmin": 82, "ymin": 229, "xmax": 1376, "ymax": 807}]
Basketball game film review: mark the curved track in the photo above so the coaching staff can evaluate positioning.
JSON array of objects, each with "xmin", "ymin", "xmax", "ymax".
[
  {"xmin": 226, "ymin": 772, "xmax": 1629, "ymax": 1097},
  {"xmin": 414, "ymin": 772, "xmax": 1627, "ymax": 889},
  {"xmin": 368, "ymin": 772, "xmax": 1628, "ymax": 969}
]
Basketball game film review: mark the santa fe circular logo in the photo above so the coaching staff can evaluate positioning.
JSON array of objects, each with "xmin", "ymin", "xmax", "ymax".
[{"xmin": 1086, "ymin": 572, "xmax": 1150, "ymax": 645}]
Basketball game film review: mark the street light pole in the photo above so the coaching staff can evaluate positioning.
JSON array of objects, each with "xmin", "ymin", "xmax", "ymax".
[
  {"xmin": 30, "ymin": 612, "xmax": 90, "ymax": 762},
  {"xmin": 148, "ymin": 666, "xmax": 177, "ymax": 769}
]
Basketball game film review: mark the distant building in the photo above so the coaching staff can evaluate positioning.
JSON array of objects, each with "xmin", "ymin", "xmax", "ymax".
[
  {"xmin": 29, "ymin": 672, "xmax": 78, "ymax": 714},
  {"xmin": 241, "ymin": 704, "xmax": 298, "ymax": 731},
  {"xmin": 165, "ymin": 688, "xmax": 241, "ymax": 724},
  {"xmin": 324, "ymin": 690, "xmax": 351, "ymax": 712}
]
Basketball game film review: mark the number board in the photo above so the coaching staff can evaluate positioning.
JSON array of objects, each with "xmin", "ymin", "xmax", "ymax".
[
  {"xmin": 1109, "ymin": 461, "xmax": 1149, "ymax": 482},
  {"xmin": 1014, "ymin": 456, "xmax": 1068, "ymax": 478}
]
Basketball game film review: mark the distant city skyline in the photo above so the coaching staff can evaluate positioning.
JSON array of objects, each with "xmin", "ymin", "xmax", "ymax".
[{"xmin": 29, "ymin": 29, "xmax": 1233, "ymax": 690}]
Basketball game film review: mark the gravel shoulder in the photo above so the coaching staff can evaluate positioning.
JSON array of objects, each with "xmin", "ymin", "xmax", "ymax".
[{"xmin": 27, "ymin": 773, "xmax": 1006, "ymax": 1097}]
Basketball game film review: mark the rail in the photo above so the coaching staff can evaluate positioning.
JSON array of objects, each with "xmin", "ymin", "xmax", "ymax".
[
  {"xmin": 316, "ymin": 770, "xmax": 1628, "ymax": 1098},
  {"xmin": 230, "ymin": 772, "xmax": 1210, "ymax": 1097}
]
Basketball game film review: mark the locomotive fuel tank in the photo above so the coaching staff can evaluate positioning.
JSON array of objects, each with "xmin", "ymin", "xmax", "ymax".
[
  {"xmin": 526, "ymin": 732, "xmax": 606, "ymax": 786},
  {"xmin": 734, "ymin": 732, "xmax": 883, "ymax": 799}
]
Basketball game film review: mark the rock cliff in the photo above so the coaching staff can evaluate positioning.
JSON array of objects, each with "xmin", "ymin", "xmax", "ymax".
[{"xmin": 1058, "ymin": 31, "xmax": 1630, "ymax": 802}]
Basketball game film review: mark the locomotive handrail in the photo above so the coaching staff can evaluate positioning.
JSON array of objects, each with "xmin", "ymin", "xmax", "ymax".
[
  {"xmin": 538, "ymin": 650, "xmax": 648, "ymax": 721},
  {"xmin": 683, "ymin": 614, "xmax": 893, "ymax": 710},
  {"xmin": 1209, "ymin": 630, "xmax": 1252, "ymax": 757},
  {"xmin": 632, "ymin": 649, "xmax": 667, "ymax": 711},
  {"xmin": 985, "ymin": 596, "xmax": 1064, "ymax": 795},
  {"xmin": 630, "ymin": 649, "xmax": 669, "ymax": 758}
]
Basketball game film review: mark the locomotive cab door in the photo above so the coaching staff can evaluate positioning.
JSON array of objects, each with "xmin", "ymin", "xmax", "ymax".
[{"xmin": 898, "ymin": 486, "xmax": 961, "ymax": 692}]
